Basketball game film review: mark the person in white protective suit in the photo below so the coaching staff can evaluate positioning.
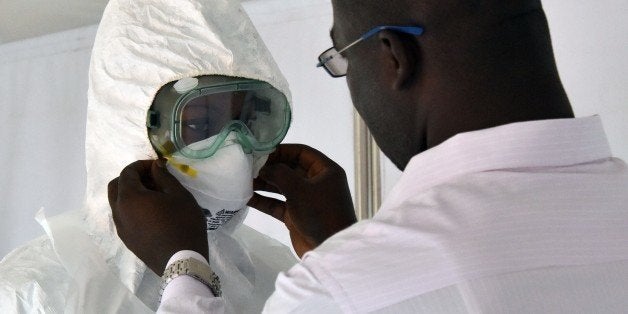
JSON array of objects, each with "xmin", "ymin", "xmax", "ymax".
[{"xmin": 0, "ymin": 0, "xmax": 297, "ymax": 312}]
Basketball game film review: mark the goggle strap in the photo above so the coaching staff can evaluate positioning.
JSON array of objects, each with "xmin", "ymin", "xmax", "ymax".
[{"xmin": 146, "ymin": 110, "xmax": 161, "ymax": 129}]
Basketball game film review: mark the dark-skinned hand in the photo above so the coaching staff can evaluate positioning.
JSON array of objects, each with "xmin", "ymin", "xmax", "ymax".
[
  {"xmin": 248, "ymin": 144, "xmax": 357, "ymax": 258},
  {"xmin": 108, "ymin": 159, "xmax": 208, "ymax": 275}
]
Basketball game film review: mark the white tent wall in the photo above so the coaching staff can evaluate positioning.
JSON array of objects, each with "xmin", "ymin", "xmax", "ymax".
[{"xmin": 0, "ymin": 26, "xmax": 97, "ymax": 257}]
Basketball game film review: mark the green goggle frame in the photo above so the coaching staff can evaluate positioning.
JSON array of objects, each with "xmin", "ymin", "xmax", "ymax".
[{"xmin": 147, "ymin": 75, "xmax": 291, "ymax": 159}]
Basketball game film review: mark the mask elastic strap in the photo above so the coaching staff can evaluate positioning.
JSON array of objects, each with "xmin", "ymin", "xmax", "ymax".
[{"xmin": 154, "ymin": 139, "xmax": 198, "ymax": 177}]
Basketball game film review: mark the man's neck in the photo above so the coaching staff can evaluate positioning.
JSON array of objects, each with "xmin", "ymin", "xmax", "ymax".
[
  {"xmin": 421, "ymin": 65, "xmax": 574, "ymax": 151},
  {"xmin": 420, "ymin": 19, "xmax": 574, "ymax": 149}
]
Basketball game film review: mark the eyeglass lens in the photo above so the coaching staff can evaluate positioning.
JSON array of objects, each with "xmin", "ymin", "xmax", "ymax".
[{"xmin": 319, "ymin": 48, "xmax": 348, "ymax": 77}]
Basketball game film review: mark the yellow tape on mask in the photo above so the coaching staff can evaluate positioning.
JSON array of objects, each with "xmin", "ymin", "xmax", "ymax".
[
  {"xmin": 165, "ymin": 157, "xmax": 198, "ymax": 178},
  {"xmin": 153, "ymin": 139, "xmax": 198, "ymax": 178}
]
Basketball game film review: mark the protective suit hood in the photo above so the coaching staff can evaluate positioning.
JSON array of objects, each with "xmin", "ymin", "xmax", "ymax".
[
  {"xmin": 0, "ymin": 1, "xmax": 297, "ymax": 312},
  {"xmin": 84, "ymin": 0, "xmax": 291, "ymax": 299}
]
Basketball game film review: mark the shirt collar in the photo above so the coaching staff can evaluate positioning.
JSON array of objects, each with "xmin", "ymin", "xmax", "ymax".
[{"xmin": 382, "ymin": 116, "xmax": 612, "ymax": 210}]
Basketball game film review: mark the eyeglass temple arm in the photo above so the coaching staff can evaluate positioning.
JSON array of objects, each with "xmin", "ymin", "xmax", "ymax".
[
  {"xmin": 340, "ymin": 26, "xmax": 423, "ymax": 54},
  {"xmin": 316, "ymin": 36, "xmax": 364, "ymax": 68},
  {"xmin": 362, "ymin": 26, "xmax": 424, "ymax": 40},
  {"xmin": 317, "ymin": 26, "xmax": 424, "ymax": 67}
]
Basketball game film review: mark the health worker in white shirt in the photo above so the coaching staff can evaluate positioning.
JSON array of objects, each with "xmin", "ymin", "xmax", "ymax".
[{"xmin": 109, "ymin": 0, "xmax": 628, "ymax": 313}]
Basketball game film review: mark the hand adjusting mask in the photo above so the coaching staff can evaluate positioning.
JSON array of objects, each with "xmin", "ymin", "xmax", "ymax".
[{"xmin": 147, "ymin": 75, "xmax": 291, "ymax": 231}]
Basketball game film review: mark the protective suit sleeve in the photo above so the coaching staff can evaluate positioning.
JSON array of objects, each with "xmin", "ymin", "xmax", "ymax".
[
  {"xmin": 158, "ymin": 278, "xmax": 224, "ymax": 314},
  {"xmin": 156, "ymin": 251, "xmax": 342, "ymax": 314}
]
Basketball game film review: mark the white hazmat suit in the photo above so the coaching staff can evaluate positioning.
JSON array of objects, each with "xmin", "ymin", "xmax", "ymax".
[{"xmin": 0, "ymin": 0, "xmax": 297, "ymax": 312}]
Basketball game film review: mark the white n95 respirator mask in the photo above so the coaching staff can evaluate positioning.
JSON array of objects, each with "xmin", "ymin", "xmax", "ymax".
[{"xmin": 166, "ymin": 133, "xmax": 268, "ymax": 231}]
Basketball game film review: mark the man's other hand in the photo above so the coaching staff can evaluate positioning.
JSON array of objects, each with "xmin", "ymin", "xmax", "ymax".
[
  {"xmin": 108, "ymin": 159, "xmax": 208, "ymax": 275},
  {"xmin": 249, "ymin": 144, "xmax": 357, "ymax": 257}
]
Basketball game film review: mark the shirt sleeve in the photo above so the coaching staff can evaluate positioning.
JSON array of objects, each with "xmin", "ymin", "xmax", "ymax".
[
  {"xmin": 157, "ymin": 250, "xmax": 225, "ymax": 314},
  {"xmin": 263, "ymin": 259, "xmax": 343, "ymax": 314}
]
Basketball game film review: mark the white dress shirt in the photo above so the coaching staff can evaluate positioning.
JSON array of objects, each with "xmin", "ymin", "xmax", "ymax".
[{"xmin": 159, "ymin": 116, "xmax": 628, "ymax": 313}]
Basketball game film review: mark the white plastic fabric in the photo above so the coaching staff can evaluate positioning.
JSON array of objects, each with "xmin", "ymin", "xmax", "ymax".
[{"xmin": 0, "ymin": 0, "xmax": 297, "ymax": 312}]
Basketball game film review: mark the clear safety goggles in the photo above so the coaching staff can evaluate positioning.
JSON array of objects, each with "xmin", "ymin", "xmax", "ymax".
[{"xmin": 147, "ymin": 76, "xmax": 291, "ymax": 159}]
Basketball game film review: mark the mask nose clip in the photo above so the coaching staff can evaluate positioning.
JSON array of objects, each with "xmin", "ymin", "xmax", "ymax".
[
  {"xmin": 226, "ymin": 122, "xmax": 254, "ymax": 154},
  {"xmin": 241, "ymin": 144, "xmax": 253, "ymax": 154},
  {"xmin": 228, "ymin": 122, "xmax": 251, "ymax": 135}
]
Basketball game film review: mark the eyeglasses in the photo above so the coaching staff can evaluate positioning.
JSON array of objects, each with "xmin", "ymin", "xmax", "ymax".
[{"xmin": 316, "ymin": 25, "xmax": 424, "ymax": 78}]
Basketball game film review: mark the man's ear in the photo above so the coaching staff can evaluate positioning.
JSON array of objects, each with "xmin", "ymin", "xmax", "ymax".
[{"xmin": 377, "ymin": 30, "xmax": 419, "ymax": 90}]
